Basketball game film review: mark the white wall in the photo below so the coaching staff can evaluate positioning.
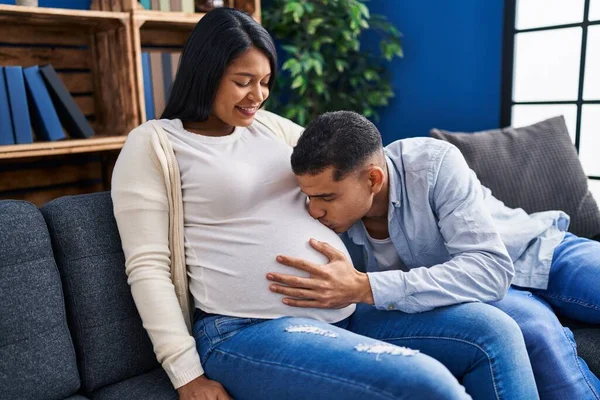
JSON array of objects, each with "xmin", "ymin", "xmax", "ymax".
[{"xmin": 589, "ymin": 180, "xmax": 600, "ymax": 204}]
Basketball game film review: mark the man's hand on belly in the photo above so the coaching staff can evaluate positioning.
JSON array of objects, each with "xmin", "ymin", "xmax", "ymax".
[{"xmin": 267, "ymin": 239, "xmax": 375, "ymax": 309}]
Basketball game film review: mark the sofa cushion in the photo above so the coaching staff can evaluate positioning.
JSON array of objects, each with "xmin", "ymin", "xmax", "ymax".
[
  {"xmin": 430, "ymin": 116, "xmax": 600, "ymax": 239},
  {"xmin": 561, "ymin": 317, "xmax": 600, "ymax": 377},
  {"xmin": 41, "ymin": 192, "xmax": 159, "ymax": 393},
  {"xmin": 0, "ymin": 200, "xmax": 80, "ymax": 400},
  {"xmin": 573, "ymin": 329, "xmax": 600, "ymax": 377},
  {"xmin": 91, "ymin": 367, "xmax": 177, "ymax": 400}
]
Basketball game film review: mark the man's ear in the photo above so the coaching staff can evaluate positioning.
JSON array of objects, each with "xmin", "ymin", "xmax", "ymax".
[{"xmin": 367, "ymin": 165, "xmax": 385, "ymax": 194}]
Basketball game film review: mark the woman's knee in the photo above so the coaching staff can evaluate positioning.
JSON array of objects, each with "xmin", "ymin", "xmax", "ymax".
[{"xmin": 365, "ymin": 352, "xmax": 468, "ymax": 399}]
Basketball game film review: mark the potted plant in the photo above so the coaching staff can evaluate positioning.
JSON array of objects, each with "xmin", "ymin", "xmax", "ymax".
[{"xmin": 263, "ymin": 0, "xmax": 403, "ymax": 125}]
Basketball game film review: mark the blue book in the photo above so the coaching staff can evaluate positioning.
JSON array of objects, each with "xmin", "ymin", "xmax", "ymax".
[
  {"xmin": 140, "ymin": 0, "xmax": 152, "ymax": 9},
  {"xmin": 142, "ymin": 52, "xmax": 156, "ymax": 120},
  {"xmin": 0, "ymin": 67, "xmax": 15, "ymax": 145},
  {"xmin": 40, "ymin": 64, "xmax": 94, "ymax": 139},
  {"xmin": 23, "ymin": 66, "xmax": 66, "ymax": 142},
  {"xmin": 4, "ymin": 66, "xmax": 33, "ymax": 145}
]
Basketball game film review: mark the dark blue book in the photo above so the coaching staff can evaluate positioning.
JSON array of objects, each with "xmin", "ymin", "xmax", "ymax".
[
  {"xmin": 142, "ymin": 52, "xmax": 156, "ymax": 120},
  {"xmin": 40, "ymin": 64, "xmax": 94, "ymax": 139},
  {"xmin": 161, "ymin": 52, "xmax": 173, "ymax": 102},
  {"xmin": 4, "ymin": 66, "xmax": 33, "ymax": 145},
  {"xmin": 0, "ymin": 67, "xmax": 15, "ymax": 145},
  {"xmin": 23, "ymin": 65, "xmax": 66, "ymax": 142}
]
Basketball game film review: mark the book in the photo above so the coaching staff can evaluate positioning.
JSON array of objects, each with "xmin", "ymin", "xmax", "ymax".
[
  {"xmin": 162, "ymin": 52, "xmax": 174, "ymax": 102},
  {"xmin": 23, "ymin": 66, "xmax": 66, "ymax": 142},
  {"xmin": 160, "ymin": 0, "xmax": 170, "ymax": 11},
  {"xmin": 170, "ymin": 0, "xmax": 182, "ymax": 11},
  {"xmin": 39, "ymin": 64, "xmax": 94, "ymax": 139},
  {"xmin": 142, "ymin": 52, "xmax": 156, "ymax": 120},
  {"xmin": 151, "ymin": 0, "xmax": 160, "ymax": 10},
  {"xmin": 0, "ymin": 67, "xmax": 15, "ymax": 145},
  {"xmin": 181, "ymin": 0, "xmax": 194, "ymax": 12},
  {"xmin": 149, "ymin": 52, "xmax": 166, "ymax": 118},
  {"xmin": 171, "ymin": 52, "xmax": 181, "ymax": 77},
  {"xmin": 4, "ymin": 66, "xmax": 33, "ymax": 144},
  {"xmin": 139, "ymin": 0, "xmax": 152, "ymax": 9}
]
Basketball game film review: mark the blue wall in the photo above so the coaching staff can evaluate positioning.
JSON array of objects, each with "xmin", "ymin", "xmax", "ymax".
[{"xmin": 365, "ymin": 0, "xmax": 504, "ymax": 143}]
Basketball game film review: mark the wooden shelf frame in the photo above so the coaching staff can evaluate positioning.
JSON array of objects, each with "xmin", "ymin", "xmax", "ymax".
[
  {"xmin": 0, "ymin": 137, "xmax": 126, "ymax": 160},
  {"xmin": 0, "ymin": 4, "xmax": 129, "ymax": 30}
]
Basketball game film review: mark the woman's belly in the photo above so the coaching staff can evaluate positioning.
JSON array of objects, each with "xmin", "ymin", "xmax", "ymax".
[{"xmin": 185, "ymin": 200, "xmax": 356, "ymax": 323}]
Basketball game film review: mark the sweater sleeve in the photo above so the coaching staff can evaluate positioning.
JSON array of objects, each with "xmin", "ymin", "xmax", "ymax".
[
  {"xmin": 255, "ymin": 109, "xmax": 304, "ymax": 146},
  {"xmin": 111, "ymin": 126, "xmax": 204, "ymax": 389}
]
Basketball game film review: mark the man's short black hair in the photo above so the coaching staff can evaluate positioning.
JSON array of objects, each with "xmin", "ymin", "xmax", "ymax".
[{"xmin": 291, "ymin": 111, "xmax": 383, "ymax": 181}]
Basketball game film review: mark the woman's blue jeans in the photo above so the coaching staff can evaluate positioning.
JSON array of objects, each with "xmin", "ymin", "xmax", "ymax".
[
  {"xmin": 193, "ymin": 302, "xmax": 538, "ymax": 400},
  {"xmin": 491, "ymin": 233, "xmax": 600, "ymax": 400}
]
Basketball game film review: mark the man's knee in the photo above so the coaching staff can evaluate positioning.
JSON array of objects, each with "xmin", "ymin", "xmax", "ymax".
[{"xmin": 457, "ymin": 302, "xmax": 526, "ymax": 349}]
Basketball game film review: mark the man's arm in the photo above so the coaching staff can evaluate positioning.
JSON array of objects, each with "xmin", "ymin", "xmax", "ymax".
[{"xmin": 367, "ymin": 145, "xmax": 514, "ymax": 313}]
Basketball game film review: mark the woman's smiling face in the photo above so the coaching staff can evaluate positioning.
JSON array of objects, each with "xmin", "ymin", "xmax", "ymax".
[{"xmin": 212, "ymin": 46, "xmax": 272, "ymax": 127}]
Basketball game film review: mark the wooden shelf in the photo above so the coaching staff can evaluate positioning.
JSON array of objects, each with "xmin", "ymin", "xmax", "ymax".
[
  {"xmin": 0, "ymin": 0, "xmax": 260, "ymax": 204},
  {"xmin": 0, "ymin": 137, "xmax": 126, "ymax": 160},
  {"xmin": 0, "ymin": 4, "xmax": 128, "ymax": 31},
  {"xmin": 133, "ymin": 9, "xmax": 206, "ymax": 29}
]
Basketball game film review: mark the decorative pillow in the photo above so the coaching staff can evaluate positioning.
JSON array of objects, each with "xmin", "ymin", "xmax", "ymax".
[{"xmin": 430, "ymin": 116, "xmax": 600, "ymax": 239}]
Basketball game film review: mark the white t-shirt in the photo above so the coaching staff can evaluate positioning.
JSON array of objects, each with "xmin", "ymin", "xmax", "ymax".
[
  {"xmin": 162, "ymin": 119, "xmax": 355, "ymax": 323},
  {"xmin": 366, "ymin": 231, "xmax": 408, "ymax": 272}
]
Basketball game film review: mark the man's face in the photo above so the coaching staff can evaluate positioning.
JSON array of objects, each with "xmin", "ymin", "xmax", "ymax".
[{"xmin": 296, "ymin": 167, "xmax": 375, "ymax": 233}]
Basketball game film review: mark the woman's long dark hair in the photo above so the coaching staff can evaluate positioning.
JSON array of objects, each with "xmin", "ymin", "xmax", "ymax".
[{"xmin": 161, "ymin": 8, "xmax": 277, "ymax": 121}]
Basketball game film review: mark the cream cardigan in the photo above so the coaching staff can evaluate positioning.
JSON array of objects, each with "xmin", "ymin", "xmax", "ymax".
[{"xmin": 111, "ymin": 110, "xmax": 303, "ymax": 388}]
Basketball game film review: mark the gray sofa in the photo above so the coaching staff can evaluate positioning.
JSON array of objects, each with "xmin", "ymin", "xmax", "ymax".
[{"xmin": 1, "ymin": 191, "xmax": 599, "ymax": 399}]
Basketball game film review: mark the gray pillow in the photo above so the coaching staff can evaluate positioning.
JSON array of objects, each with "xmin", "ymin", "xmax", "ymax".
[{"xmin": 430, "ymin": 116, "xmax": 600, "ymax": 239}]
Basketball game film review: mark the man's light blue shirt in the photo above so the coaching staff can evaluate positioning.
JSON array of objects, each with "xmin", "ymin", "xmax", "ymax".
[{"xmin": 343, "ymin": 138, "xmax": 568, "ymax": 313}]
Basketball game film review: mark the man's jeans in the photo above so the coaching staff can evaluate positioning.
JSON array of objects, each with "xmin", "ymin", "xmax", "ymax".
[
  {"xmin": 492, "ymin": 233, "xmax": 600, "ymax": 400},
  {"xmin": 193, "ymin": 302, "xmax": 538, "ymax": 400}
]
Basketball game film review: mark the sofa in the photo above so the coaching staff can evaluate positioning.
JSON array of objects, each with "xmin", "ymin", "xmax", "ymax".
[{"xmin": 2, "ymin": 193, "xmax": 600, "ymax": 399}]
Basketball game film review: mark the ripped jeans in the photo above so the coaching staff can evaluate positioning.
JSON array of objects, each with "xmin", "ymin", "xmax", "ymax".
[{"xmin": 193, "ymin": 302, "xmax": 538, "ymax": 400}]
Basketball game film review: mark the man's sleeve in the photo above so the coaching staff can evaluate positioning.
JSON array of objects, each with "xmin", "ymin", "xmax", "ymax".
[{"xmin": 367, "ymin": 145, "xmax": 514, "ymax": 313}]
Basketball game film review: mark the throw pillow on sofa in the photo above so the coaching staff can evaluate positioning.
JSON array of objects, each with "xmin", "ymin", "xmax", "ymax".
[{"xmin": 430, "ymin": 116, "xmax": 600, "ymax": 239}]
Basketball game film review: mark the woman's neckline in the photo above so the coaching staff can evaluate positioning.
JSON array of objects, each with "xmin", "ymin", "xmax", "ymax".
[{"xmin": 175, "ymin": 119, "xmax": 246, "ymax": 144}]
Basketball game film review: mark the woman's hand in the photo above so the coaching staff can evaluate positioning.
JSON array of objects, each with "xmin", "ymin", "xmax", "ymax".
[{"xmin": 178, "ymin": 375, "xmax": 231, "ymax": 400}]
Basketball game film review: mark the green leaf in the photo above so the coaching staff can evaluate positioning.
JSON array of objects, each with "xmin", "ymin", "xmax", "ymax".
[
  {"xmin": 313, "ymin": 59, "xmax": 323, "ymax": 76},
  {"xmin": 283, "ymin": 2, "xmax": 302, "ymax": 15},
  {"xmin": 282, "ymin": 58, "xmax": 302, "ymax": 75},
  {"xmin": 307, "ymin": 18, "xmax": 324, "ymax": 35},
  {"xmin": 282, "ymin": 45, "xmax": 298, "ymax": 55},
  {"xmin": 314, "ymin": 80, "xmax": 326, "ymax": 94},
  {"xmin": 364, "ymin": 70, "xmax": 378, "ymax": 81},
  {"xmin": 291, "ymin": 75, "xmax": 306, "ymax": 90},
  {"xmin": 357, "ymin": 2, "xmax": 370, "ymax": 19}
]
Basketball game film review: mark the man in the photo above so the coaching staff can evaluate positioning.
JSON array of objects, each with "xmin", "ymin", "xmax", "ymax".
[{"xmin": 268, "ymin": 111, "xmax": 600, "ymax": 400}]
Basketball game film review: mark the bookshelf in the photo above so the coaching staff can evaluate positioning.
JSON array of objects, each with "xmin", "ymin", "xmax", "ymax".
[{"xmin": 0, "ymin": 0, "xmax": 261, "ymax": 205}]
